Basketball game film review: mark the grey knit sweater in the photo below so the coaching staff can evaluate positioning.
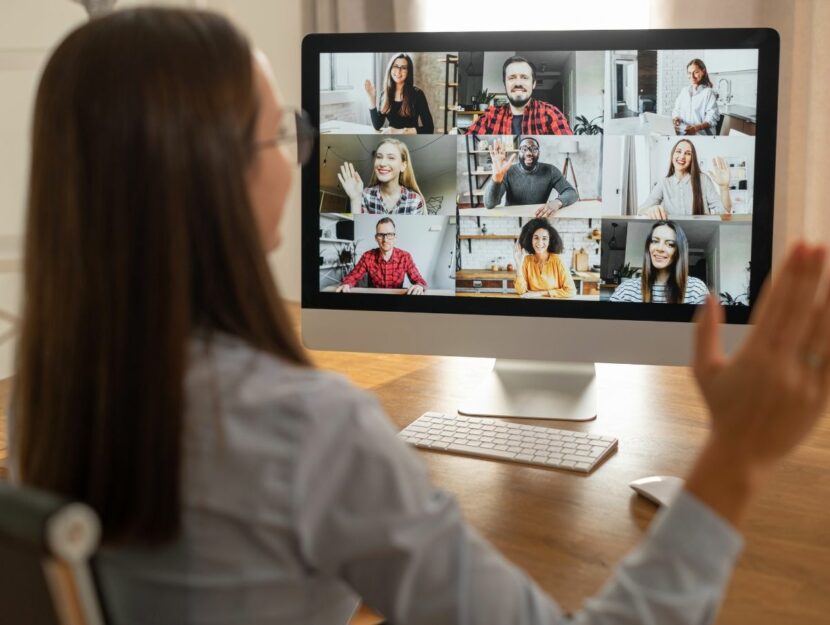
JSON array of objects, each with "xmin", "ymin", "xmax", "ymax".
[{"xmin": 484, "ymin": 162, "xmax": 577, "ymax": 209}]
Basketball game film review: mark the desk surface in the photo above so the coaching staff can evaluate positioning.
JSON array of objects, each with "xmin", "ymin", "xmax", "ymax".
[{"xmin": 1, "ymin": 303, "xmax": 829, "ymax": 624}]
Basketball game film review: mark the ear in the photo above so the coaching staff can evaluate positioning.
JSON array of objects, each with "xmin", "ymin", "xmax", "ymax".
[{"xmin": 532, "ymin": 79, "xmax": 537, "ymax": 90}]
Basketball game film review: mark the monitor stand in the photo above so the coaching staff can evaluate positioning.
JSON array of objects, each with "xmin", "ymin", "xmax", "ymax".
[{"xmin": 457, "ymin": 359, "xmax": 596, "ymax": 421}]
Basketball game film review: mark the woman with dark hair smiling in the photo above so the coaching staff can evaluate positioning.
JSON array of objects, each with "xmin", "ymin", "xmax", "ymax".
[
  {"xmin": 365, "ymin": 53, "xmax": 434, "ymax": 134},
  {"xmin": 10, "ymin": 7, "xmax": 830, "ymax": 625},
  {"xmin": 639, "ymin": 139, "xmax": 732, "ymax": 218},
  {"xmin": 672, "ymin": 58, "xmax": 719, "ymax": 136},
  {"xmin": 513, "ymin": 218, "xmax": 576, "ymax": 298},
  {"xmin": 611, "ymin": 220, "xmax": 709, "ymax": 304}
]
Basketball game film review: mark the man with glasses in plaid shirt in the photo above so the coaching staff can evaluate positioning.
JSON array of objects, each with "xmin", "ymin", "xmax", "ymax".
[
  {"xmin": 336, "ymin": 218, "xmax": 428, "ymax": 295},
  {"xmin": 467, "ymin": 56, "xmax": 573, "ymax": 136}
]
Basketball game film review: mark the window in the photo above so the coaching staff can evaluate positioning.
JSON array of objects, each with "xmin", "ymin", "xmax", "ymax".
[{"xmin": 319, "ymin": 53, "xmax": 354, "ymax": 92}]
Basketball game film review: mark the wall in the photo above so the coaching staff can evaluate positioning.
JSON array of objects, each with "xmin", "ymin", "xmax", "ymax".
[
  {"xmin": 204, "ymin": 0, "xmax": 305, "ymax": 301},
  {"xmin": 482, "ymin": 51, "xmax": 514, "ymax": 94},
  {"xmin": 574, "ymin": 51, "xmax": 605, "ymax": 125},
  {"xmin": 413, "ymin": 52, "xmax": 450, "ymax": 133},
  {"xmin": 656, "ymin": 49, "xmax": 704, "ymax": 115},
  {"xmin": 0, "ymin": 0, "xmax": 307, "ymax": 380},
  {"xmin": 0, "ymin": 1, "xmax": 89, "ymax": 380},
  {"xmin": 718, "ymin": 223, "xmax": 752, "ymax": 302},
  {"xmin": 419, "ymin": 170, "xmax": 457, "ymax": 216}
]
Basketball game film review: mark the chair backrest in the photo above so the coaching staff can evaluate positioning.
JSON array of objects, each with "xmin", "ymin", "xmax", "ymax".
[{"xmin": 0, "ymin": 483, "xmax": 106, "ymax": 625}]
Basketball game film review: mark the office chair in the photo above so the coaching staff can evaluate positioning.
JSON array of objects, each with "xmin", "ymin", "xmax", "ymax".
[{"xmin": 0, "ymin": 483, "xmax": 106, "ymax": 625}]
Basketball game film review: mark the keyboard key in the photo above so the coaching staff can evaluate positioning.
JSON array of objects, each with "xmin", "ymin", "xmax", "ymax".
[{"xmin": 448, "ymin": 443, "xmax": 516, "ymax": 460}]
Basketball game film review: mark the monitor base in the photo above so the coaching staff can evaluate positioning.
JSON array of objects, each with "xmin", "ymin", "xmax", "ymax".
[{"xmin": 457, "ymin": 360, "xmax": 597, "ymax": 421}]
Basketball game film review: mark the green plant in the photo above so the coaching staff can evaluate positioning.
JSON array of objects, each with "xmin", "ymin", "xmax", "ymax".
[
  {"xmin": 619, "ymin": 262, "xmax": 641, "ymax": 278},
  {"xmin": 472, "ymin": 88, "xmax": 495, "ymax": 105},
  {"xmin": 573, "ymin": 114, "xmax": 604, "ymax": 135},
  {"xmin": 719, "ymin": 291, "xmax": 748, "ymax": 306}
]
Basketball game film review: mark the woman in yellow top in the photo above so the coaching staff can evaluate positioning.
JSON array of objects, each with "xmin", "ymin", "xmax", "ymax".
[{"xmin": 513, "ymin": 218, "xmax": 576, "ymax": 298}]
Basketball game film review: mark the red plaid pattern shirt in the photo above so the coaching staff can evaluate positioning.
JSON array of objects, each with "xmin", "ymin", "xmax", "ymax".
[
  {"xmin": 466, "ymin": 98, "xmax": 573, "ymax": 135},
  {"xmin": 341, "ymin": 248, "xmax": 428, "ymax": 289}
]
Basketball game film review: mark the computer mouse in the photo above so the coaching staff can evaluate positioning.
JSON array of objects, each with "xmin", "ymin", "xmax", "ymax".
[{"xmin": 628, "ymin": 475, "xmax": 685, "ymax": 507}]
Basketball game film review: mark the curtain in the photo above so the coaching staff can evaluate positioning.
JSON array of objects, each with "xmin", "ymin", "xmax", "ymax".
[
  {"xmin": 310, "ymin": 0, "xmax": 415, "ymax": 32},
  {"xmin": 654, "ymin": 0, "xmax": 830, "ymax": 253}
]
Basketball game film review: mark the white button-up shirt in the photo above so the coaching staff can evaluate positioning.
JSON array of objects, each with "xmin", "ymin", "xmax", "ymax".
[{"xmin": 672, "ymin": 85, "xmax": 720, "ymax": 135}]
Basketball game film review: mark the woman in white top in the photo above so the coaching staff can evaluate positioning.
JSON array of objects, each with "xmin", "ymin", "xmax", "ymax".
[
  {"xmin": 11, "ymin": 8, "xmax": 830, "ymax": 625},
  {"xmin": 639, "ymin": 139, "xmax": 732, "ymax": 218},
  {"xmin": 672, "ymin": 58, "xmax": 720, "ymax": 136}
]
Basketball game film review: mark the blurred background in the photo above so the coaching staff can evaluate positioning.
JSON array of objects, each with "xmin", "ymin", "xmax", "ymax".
[{"xmin": 0, "ymin": 0, "xmax": 826, "ymax": 377}]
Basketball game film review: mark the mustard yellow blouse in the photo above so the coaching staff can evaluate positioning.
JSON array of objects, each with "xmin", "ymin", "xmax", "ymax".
[{"xmin": 514, "ymin": 254, "xmax": 576, "ymax": 298}]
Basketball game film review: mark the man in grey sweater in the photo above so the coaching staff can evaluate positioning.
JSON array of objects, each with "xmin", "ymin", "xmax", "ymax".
[{"xmin": 484, "ymin": 136, "xmax": 577, "ymax": 217}]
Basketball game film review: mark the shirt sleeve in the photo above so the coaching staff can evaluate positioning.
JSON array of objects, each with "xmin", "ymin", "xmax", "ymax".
[
  {"xmin": 547, "ymin": 106, "xmax": 574, "ymax": 135},
  {"xmin": 404, "ymin": 253, "xmax": 428, "ymax": 287},
  {"xmin": 341, "ymin": 252, "xmax": 370, "ymax": 287},
  {"xmin": 466, "ymin": 108, "xmax": 494, "ymax": 135},
  {"xmin": 415, "ymin": 89, "xmax": 434, "ymax": 134},
  {"xmin": 640, "ymin": 180, "xmax": 665, "ymax": 211},
  {"xmin": 514, "ymin": 256, "xmax": 530, "ymax": 295},
  {"xmin": 370, "ymin": 105, "xmax": 386, "ymax": 131},
  {"xmin": 292, "ymin": 382, "xmax": 743, "ymax": 625},
  {"xmin": 684, "ymin": 277, "xmax": 710, "ymax": 304},
  {"xmin": 672, "ymin": 90, "xmax": 683, "ymax": 120},
  {"xmin": 610, "ymin": 280, "xmax": 642, "ymax": 302},
  {"xmin": 702, "ymin": 89, "xmax": 720, "ymax": 129},
  {"xmin": 484, "ymin": 177, "xmax": 508, "ymax": 208},
  {"xmin": 702, "ymin": 175, "xmax": 725, "ymax": 214},
  {"xmin": 548, "ymin": 255, "xmax": 576, "ymax": 298},
  {"xmin": 549, "ymin": 166, "xmax": 578, "ymax": 206}
]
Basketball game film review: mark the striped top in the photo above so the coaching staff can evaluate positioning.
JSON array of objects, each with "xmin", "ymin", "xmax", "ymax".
[{"xmin": 610, "ymin": 276, "xmax": 709, "ymax": 304}]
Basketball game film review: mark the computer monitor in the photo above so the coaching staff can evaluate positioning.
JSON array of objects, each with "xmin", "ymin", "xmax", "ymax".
[{"xmin": 301, "ymin": 29, "xmax": 779, "ymax": 420}]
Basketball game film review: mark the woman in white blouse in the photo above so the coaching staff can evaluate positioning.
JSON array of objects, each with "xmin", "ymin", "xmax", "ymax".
[
  {"xmin": 638, "ymin": 139, "xmax": 732, "ymax": 218},
  {"xmin": 672, "ymin": 58, "xmax": 720, "ymax": 136}
]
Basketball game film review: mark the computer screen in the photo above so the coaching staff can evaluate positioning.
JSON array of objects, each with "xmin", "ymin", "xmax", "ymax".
[{"xmin": 301, "ymin": 29, "xmax": 778, "ymax": 371}]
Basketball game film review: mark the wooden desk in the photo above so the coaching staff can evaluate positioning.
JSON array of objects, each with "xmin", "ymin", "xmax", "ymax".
[{"xmin": 2, "ymin": 304, "xmax": 829, "ymax": 624}]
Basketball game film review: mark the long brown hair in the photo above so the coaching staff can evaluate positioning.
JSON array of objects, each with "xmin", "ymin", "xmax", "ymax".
[
  {"xmin": 380, "ymin": 53, "xmax": 416, "ymax": 117},
  {"xmin": 641, "ymin": 220, "xmax": 689, "ymax": 304},
  {"xmin": 15, "ymin": 8, "xmax": 309, "ymax": 546},
  {"xmin": 367, "ymin": 139, "xmax": 424, "ymax": 197},
  {"xmin": 667, "ymin": 139, "xmax": 705, "ymax": 216}
]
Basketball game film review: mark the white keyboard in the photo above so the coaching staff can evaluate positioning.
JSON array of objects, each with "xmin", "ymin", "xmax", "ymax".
[{"xmin": 399, "ymin": 412, "xmax": 618, "ymax": 473}]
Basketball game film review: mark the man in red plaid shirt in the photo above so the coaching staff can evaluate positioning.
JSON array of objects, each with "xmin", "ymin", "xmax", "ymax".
[
  {"xmin": 336, "ymin": 217, "xmax": 428, "ymax": 295},
  {"xmin": 466, "ymin": 56, "xmax": 573, "ymax": 136}
]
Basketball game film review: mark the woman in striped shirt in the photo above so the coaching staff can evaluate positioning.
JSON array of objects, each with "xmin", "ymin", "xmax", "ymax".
[{"xmin": 611, "ymin": 220, "xmax": 709, "ymax": 304}]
